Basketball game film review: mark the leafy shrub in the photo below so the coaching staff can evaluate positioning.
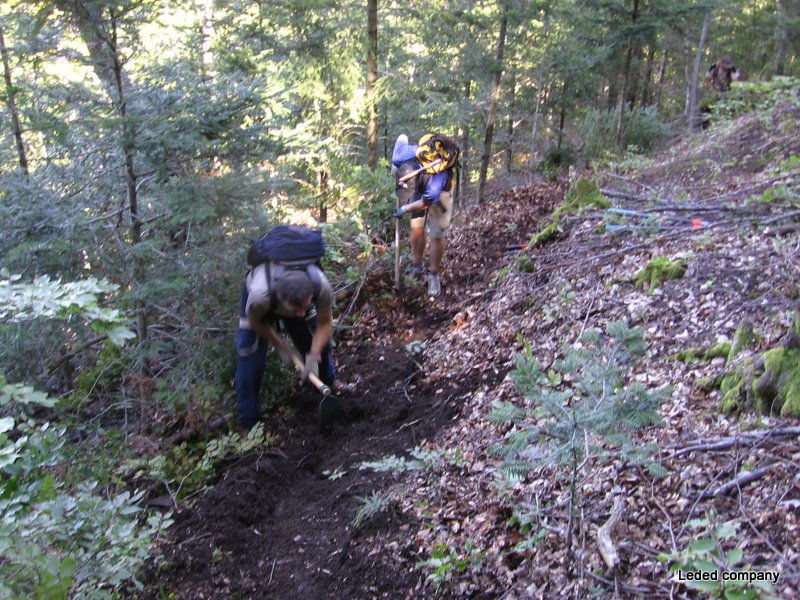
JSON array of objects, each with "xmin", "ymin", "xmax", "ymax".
[
  {"xmin": 579, "ymin": 107, "xmax": 671, "ymax": 161},
  {"xmin": 539, "ymin": 143, "xmax": 577, "ymax": 178},
  {"xmin": 708, "ymin": 76, "xmax": 800, "ymax": 121}
]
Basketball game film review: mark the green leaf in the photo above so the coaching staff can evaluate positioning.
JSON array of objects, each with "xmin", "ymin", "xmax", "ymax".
[
  {"xmin": 725, "ymin": 547, "xmax": 743, "ymax": 566},
  {"xmin": 688, "ymin": 539, "xmax": 717, "ymax": 554},
  {"xmin": 687, "ymin": 579, "xmax": 721, "ymax": 592},
  {"xmin": 0, "ymin": 417, "xmax": 13, "ymax": 433}
]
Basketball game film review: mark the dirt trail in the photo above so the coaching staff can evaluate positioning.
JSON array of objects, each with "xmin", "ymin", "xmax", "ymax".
[
  {"xmin": 147, "ymin": 181, "xmax": 559, "ymax": 599},
  {"xmin": 151, "ymin": 287, "xmax": 467, "ymax": 599}
]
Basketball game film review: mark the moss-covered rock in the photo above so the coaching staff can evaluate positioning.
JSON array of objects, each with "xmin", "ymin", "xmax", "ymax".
[
  {"xmin": 562, "ymin": 178, "xmax": 611, "ymax": 214},
  {"xmin": 528, "ymin": 222, "xmax": 560, "ymax": 248},
  {"xmin": 727, "ymin": 319, "xmax": 755, "ymax": 361},
  {"xmin": 720, "ymin": 366, "xmax": 751, "ymax": 415},
  {"xmin": 719, "ymin": 347, "xmax": 800, "ymax": 417},
  {"xmin": 633, "ymin": 256, "xmax": 687, "ymax": 293},
  {"xmin": 516, "ymin": 253, "xmax": 535, "ymax": 273},
  {"xmin": 754, "ymin": 347, "xmax": 800, "ymax": 416},
  {"xmin": 704, "ymin": 342, "xmax": 732, "ymax": 361}
]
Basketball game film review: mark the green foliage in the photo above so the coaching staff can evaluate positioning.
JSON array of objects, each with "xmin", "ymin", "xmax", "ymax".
[
  {"xmin": 657, "ymin": 514, "xmax": 779, "ymax": 599},
  {"xmin": 578, "ymin": 107, "xmax": 671, "ymax": 161},
  {"xmin": 0, "ymin": 380, "xmax": 171, "ymax": 599},
  {"xmin": 0, "ymin": 272, "xmax": 135, "ymax": 347},
  {"xmin": 353, "ymin": 491, "xmax": 392, "ymax": 528},
  {"xmin": 491, "ymin": 320, "xmax": 669, "ymax": 482},
  {"xmin": 539, "ymin": 143, "xmax": 577, "ymax": 178},
  {"xmin": 707, "ymin": 77, "xmax": 800, "ymax": 122},
  {"xmin": 416, "ymin": 539, "xmax": 485, "ymax": 589},
  {"xmin": 120, "ymin": 424, "xmax": 273, "ymax": 502},
  {"xmin": 359, "ymin": 447, "xmax": 446, "ymax": 473},
  {"xmin": 634, "ymin": 256, "xmax": 687, "ymax": 293}
]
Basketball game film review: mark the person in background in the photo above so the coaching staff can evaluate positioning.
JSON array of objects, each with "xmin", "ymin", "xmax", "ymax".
[
  {"xmin": 391, "ymin": 133, "xmax": 458, "ymax": 297},
  {"xmin": 705, "ymin": 55, "xmax": 740, "ymax": 92}
]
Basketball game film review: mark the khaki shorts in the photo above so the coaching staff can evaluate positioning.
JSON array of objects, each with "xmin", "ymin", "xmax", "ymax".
[{"xmin": 410, "ymin": 190, "xmax": 453, "ymax": 239}]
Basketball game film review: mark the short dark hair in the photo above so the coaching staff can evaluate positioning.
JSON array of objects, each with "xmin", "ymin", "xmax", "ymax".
[{"xmin": 275, "ymin": 271, "xmax": 313, "ymax": 307}]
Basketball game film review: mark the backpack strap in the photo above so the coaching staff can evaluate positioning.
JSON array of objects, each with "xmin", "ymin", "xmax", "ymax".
[{"xmin": 266, "ymin": 262, "xmax": 323, "ymax": 309}]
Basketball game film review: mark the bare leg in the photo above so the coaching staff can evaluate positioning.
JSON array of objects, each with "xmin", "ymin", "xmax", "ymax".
[
  {"xmin": 410, "ymin": 227, "xmax": 426, "ymax": 267},
  {"xmin": 429, "ymin": 237, "xmax": 444, "ymax": 274}
]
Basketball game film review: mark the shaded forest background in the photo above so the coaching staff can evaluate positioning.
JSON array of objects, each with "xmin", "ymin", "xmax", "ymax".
[{"xmin": 1, "ymin": 0, "xmax": 799, "ymax": 597}]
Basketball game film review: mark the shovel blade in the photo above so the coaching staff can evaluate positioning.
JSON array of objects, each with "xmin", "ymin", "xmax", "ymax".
[{"xmin": 319, "ymin": 396, "xmax": 341, "ymax": 431}]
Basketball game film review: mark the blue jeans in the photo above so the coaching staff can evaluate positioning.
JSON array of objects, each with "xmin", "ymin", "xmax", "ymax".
[{"xmin": 235, "ymin": 280, "xmax": 336, "ymax": 426}]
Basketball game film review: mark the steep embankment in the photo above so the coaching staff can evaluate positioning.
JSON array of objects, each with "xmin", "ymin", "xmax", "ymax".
[
  {"xmin": 339, "ymin": 104, "xmax": 800, "ymax": 597},
  {"xmin": 149, "ymin": 96, "xmax": 799, "ymax": 599}
]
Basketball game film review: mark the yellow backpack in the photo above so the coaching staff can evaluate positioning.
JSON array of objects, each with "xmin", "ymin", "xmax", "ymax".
[{"xmin": 416, "ymin": 133, "xmax": 460, "ymax": 174}]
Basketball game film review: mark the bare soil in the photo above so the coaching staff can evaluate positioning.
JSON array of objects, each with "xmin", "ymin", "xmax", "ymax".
[
  {"xmin": 146, "ymin": 96, "xmax": 800, "ymax": 599},
  {"xmin": 144, "ymin": 187, "xmax": 543, "ymax": 599}
]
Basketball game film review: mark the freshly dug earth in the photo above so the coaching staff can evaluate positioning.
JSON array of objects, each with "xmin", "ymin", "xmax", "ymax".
[{"xmin": 145, "ymin": 183, "xmax": 555, "ymax": 599}]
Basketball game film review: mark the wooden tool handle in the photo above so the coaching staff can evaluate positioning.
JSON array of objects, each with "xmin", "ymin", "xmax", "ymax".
[
  {"xmin": 397, "ymin": 158, "xmax": 443, "ymax": 184},
  {"xmin": 291, "ymin": 353, "xmax": 332, "ymax": 397}
]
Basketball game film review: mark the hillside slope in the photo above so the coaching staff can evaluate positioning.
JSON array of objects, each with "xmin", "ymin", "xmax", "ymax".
[{"xmin": 148, "ymin": 91, "xmax": 800, "ymax": 599}]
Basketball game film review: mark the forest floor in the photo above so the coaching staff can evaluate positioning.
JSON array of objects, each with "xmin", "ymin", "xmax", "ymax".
[{"xmin": 147, "ymin": 99, "xmax": 800, "ymax": 599}]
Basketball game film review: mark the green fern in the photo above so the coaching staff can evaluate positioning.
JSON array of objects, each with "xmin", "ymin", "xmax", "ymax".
[
  {"xmin": 490, "ymin": 319, "xmax": 670, "ymax": 524},
  {"xmin": 486, "ymin": 399, "xmax": 525, "ymax": 426},
  {"xmin": 353, "ymin": 491, "xmax": 392, "ymax": 528}
]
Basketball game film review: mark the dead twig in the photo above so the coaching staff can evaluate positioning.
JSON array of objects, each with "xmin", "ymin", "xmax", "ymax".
[
  {"xmin": 597, "ymin": 495, "xmax": 625, "ymax": 571},
  {"xmin": 669, "ymin": 426, "xmax": 800, "ymax": 457},
  {"xmin": 701, "ymin": 465, "xmax": 772, "ymax": 499}
]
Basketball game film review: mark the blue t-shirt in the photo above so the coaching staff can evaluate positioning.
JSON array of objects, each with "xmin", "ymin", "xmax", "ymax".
[{"xmin": 392, "ymin": 136, "xmax": 450, "ymax": 204}]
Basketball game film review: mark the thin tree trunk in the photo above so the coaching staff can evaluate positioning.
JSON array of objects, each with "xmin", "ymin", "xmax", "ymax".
[
  {"xmin": 773, "ymin": 0, "xmax": 790, "ymax": 76},
  {"xmin": 615, "ymin": 0, "xmax": 639, "ymax": 145},
  {"xmin": 477, "ymin": 0, "xmax": 508, "ymax": 204},
  {"xmin": 0, "ymin": 25, "xmax": 28, "ymax": 176},
  {"xmin": 688, "ymin": 10, "xmax": 712, "ymax": 131},
  {"xmin": 505, "ymin": 69, "xmax": 516, "ymax": 174},
  {"xmin": 458, "ymin": 79, "xmax": 472, "ymax": 205},
  {"xmin": 640, "ymin": 44, "xmax": 655, "ymax": 107},
  {"xmin": 318, "ymin": 169, "xmax": 329, "ymax": 223},
  {"xmin": 196, "ymin": 0, "xmax": 215, "ymax": 71},
  {"xmin": 108, "ymin": 17, "xmax": 147, "ymax": 346},
  {"xmin": 654, "ymin": 48, "xmax": 667, "ymax": 110},
  {"xmin": 528, "ymin": 7, "xmax": 550, "ymax": 176},
  {"xmin": 366, "ymin": 0, "xmax": 378, "ymax": 169},
  {"xmin": 58, "ymin": 2, "xmax": 149, "ymax": 348},
  {"xmin": 557, "ymin": 84, "xmax": 566, "ymax": 149},
  {"xmin": 528, "ymin": 75, "xmax": 544, "ymax": 174}
]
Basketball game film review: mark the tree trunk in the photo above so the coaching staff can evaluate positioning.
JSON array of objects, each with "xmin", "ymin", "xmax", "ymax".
[
  {"xmin": 688, "ymin": 10, "xmax": 712, "ymax": 131},
  {"xmin": 557, "ymin": 84, "xmax": 566, "ymax": 149},
  {"xmin": 640, "ymin": 44, "xmax": 655, "ymax": 107},
  {"xmin": 57, "ymin": 1, "xmax": 148, "ymax": 346},
  {"xmin": 528, "ymin": 75, "xmax": 545, "ymax": 174},
  {"xmin": 0, "ymin": 25, "xmax": 28, "ymax": 176},
  {"xmin": 477, "ymin": 0, "xmax": 508, "ymax": 204},
  {"xmin": 773, "ymin": 0, "xmax": 790, "ymax": 76},
  {"xmin": 458, "ymin": 79, "xmax": 472, "ymax": 205},
  {"xmin": 195, "ymin": 0, "xmax": 215, "ymax": 70},
  {"xmin": 366, "ymin": 0, "xmax": 378, "ymax": 169},
  {"xmin": 654, "ymin": 48, "xmax": 667, "ymax": 110},
  {"xmin": 615, "ymin": 0, "xmax": 639, "ymax": 146},
  {"xmin": 505, "ymin": 69, "xmax": 516, "ymax": 174},
  {"xmin": 528, "ymin": 8, "xmax": 550, "ymax": 176},
  {"xmin": 108, "ymin": 18, "xmax": 147, "ymax": 346},
  {"xmin": 318, "ymin": 169, "xmax": 329, "ymax": 223}
]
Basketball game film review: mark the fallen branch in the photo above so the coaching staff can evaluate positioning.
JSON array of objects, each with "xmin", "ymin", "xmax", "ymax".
[
  {"xmin": 597, "ymin": 496, "xmax": 625, "ymax": 571},
  {"xmin": 49, "ymin": 335, "xmax": 108, "ymax": 374},
  {"xmin": 669, "ymin": 426, "xmax": 800, "ymax": 457},
  {"xmin": 701, "ymin": 465, "xmax": 772, "ymax": 499}
]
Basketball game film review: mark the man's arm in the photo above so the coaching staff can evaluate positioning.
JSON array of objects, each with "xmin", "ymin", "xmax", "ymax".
[
  {"xmin": 308, "ymin": 308, "xmax": 333, "ymax": 360},
  {"xmin": 247, "ymin": 313, "xmax": 284, "ymax": 349}
]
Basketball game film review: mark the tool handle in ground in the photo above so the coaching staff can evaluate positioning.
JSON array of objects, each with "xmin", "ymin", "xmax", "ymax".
[
  {"xmin": 397, "ymin": 158, "xmax": 443, "ymax": 187},
  {"xmin": 290, "ymin": 352, "xmax": 332, "ymax": 397}
]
